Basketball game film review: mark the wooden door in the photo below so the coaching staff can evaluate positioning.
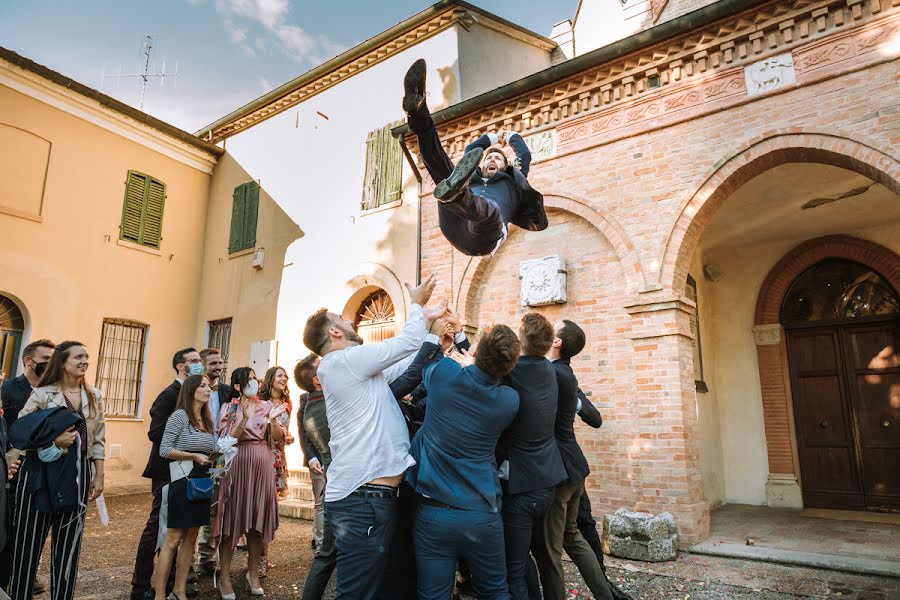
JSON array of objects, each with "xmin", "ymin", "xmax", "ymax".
[
  {"xmin": 787, "ymin": 327, "xmax": 865, "ymax": 510},
  {"xmin": 841, "ymin": 321, "xmax": 900, "ymax": 511}
]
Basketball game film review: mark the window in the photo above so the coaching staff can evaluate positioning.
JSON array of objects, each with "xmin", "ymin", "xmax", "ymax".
[
  {"xmin": 686, "ymin": 276, "xmax": 707, "ymax": 392},
  {"xmin": 229, "ymin": 182, "xmax": 259, "ymax": 254},
  {"xmin": 354, "ymin": 289, "xmax": 396, "ymax": 345},
  {"xmin": 0, "ymin": 294, "xmax": 25, "ymax": 378},
  {"xmin": 208, "ymin": 318, "xmax": 233, "ymax": 382},
  {"xmin": 96, "ymin": 319, "xmax": 147, "ymax": 418},
  {"xmin": 361, "ymin": 120, "xmax": 403, "ymax": 211},
  {"xmin": 120, "ymin": 171, "xmax": 166, "ymax": 248}
]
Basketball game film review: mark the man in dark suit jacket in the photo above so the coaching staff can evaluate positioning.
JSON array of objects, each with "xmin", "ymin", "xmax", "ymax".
[
  {"xmin": 130, "ymin": 347, "xmax": 201, "ymax": 600},
  {"xmin": 402, "ymin": 59, "xmax": 547, "ymax": 257},
  {"xmin": 406, "ymin": 324, "xmax": 521, "ymax": 600},
  {"xmin": 534, "ymin": 320, "xmax": 614, "ymax": 600},
  {"xmin": 499, "ymin": 313, "xmax": 567, "ymax": 600}
]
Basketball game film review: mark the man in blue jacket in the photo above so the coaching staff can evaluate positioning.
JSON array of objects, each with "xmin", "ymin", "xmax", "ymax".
[
  {"xmin": 402, "ymin": 59, "xmax": 548, "ymax": 256},
  {"xmin": 406, "ymin": 324, "xmax": 521, "ymax": 600}
]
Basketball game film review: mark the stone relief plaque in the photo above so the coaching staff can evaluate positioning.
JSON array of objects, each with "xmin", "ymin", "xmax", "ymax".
[
  {"xmin": 744, "ymin": 53, "xmax": 796, "ymax": 97},
  {"xmin": 523, "ymin": 130, "xmax": 557, "ymax": 162},
  {"xmin": 753, "ymin": 324, "xmax": 782, "ymax": 345},
  {"xmin": 520, "ymin": 255, "xmax": 566, "ymax": 307}
]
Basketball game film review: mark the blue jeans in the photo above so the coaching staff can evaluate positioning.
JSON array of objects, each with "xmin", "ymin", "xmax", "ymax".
[
  {"xmin": 326, "ymin": 491, "xmax": 399, "ymax": 600},
  {"xmin": 414, "ymin": 502, "xmax": 510, "ymax": 600}
]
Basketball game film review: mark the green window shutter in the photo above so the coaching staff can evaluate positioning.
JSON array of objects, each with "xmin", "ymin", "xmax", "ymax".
[
  {"xmin": 361, "ymin": 130, "xmax": 378, "ymax": 210},
  {"xmin": 120, "ymin": 172, "xmax": 146, "ymax": 243},
  {"xmin": 361, "ymin": 121, "xmax": 403, "ymax": 211},
  {"xmin": 142, "ymin": 178, "xmax": 165, "ymax": 249},
  {"xmin": 243, "ymin": 183, "xmax": 259, "ymax": 249},
  {"xmin": 229, "ymin": 183, "xmax": 246, "ymax": 253},
  {"xmin": 120, "ymin": 171, "xmax": 166, "ymax": 248}
]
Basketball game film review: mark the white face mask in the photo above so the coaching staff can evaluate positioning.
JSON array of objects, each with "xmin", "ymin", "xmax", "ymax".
[{"xmin": 243, "ymin": 379, "xmax": 259, "ymax": 397}]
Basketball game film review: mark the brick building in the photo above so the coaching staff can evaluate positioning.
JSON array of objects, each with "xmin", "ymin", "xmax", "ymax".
[{"xmin": 396, "ymin": 0, "xmax": 900, "ymax": 544}]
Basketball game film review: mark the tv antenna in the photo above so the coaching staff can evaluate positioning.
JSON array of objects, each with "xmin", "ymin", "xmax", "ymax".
[{"xmin": 100, "ymin": 35, "xmax": 178, "ymax": 110}]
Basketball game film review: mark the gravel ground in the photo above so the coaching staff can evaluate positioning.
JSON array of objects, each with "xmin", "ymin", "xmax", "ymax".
[{"xmin": 42, "ymin": 493, "xmax": 900, "ymax": 599}]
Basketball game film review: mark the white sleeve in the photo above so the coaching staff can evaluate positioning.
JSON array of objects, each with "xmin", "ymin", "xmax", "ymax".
[{"xmin": 343, "ymin": 304, "xmax": 427, "ymax": 380}]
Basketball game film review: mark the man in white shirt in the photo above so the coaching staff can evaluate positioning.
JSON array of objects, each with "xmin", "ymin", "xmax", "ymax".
[{"xmin": 302, "ymin": 274, "xmax": 442, "ymax": 600}]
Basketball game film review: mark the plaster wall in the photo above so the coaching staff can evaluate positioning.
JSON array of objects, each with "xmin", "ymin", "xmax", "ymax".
[
  {"xmin": 0, "ymin": 83, "xmax": 212, "ymax": 492},
  {"xmin": 573, "ymin": 0, "xmax": 653, "ymax": 55},
  {"xmin": 698, "ymin": 223, "xmax": 900, "ymax": 505},
  {"xmin": 456, "ymin": 24, "xmax": 552, "ymax": 100}
]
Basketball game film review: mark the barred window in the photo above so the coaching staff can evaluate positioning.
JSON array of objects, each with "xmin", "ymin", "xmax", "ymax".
[
  {"xmin": 96, "ymin": 319, "xmax": 147, "ymax": 418},
  {"xmin": 208, "ymin": 318, "xmax": 232, "ymax": 382}
]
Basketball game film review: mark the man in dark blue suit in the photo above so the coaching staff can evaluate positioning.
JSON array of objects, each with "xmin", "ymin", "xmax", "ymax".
[
  {"xmin": 499, "ymin": 313, "xmax": 567, "ymax": 599},
  {"xmin": 406, "ymin": 324, "xmax": 521, "ymax": 600},
  {"xmin": 534, "ymin": 320, "xmax": 614, "ymax": 600}
]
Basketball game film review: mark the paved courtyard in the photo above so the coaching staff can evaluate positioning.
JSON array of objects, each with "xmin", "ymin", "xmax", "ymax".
[{"xmin": 46, "ymin": 494, "xmax": 898, "ymax": 599}]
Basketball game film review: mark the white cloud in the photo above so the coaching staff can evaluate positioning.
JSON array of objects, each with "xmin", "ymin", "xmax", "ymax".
[{"xmin": 212, "ymin": 0, "xmax": 343, "ymax": 65}]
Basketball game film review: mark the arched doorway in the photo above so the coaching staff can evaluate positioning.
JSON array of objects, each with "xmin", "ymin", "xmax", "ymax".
[
  {"xmin": 0, "ymin": 294, "xmax": 26, "ymax": 377},
  {"xmin": 781, "ymin": 258, "xmax": 900, "ymax": 512},
  {"xmin": 354, "ymin": 289, "xmax": 396, "ymax": 345}
]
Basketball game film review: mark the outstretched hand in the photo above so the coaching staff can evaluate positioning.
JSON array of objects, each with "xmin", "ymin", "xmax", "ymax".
[
  {"xmin": 406, "ymin": 273, "xmax": 436, "ymax": 307},
  {"xmin": 448, "ymin": 345, "xmax": 476, "ymax": 368},
  {"xmin": 423, "ymin": 299, "xmax": 448, "ymax": 322}
]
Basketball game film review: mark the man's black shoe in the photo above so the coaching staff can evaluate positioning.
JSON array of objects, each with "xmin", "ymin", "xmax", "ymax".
[
  {"xmin": 434, "ymin": 147, "xmax": 483, "ymax": 203},
  {"xmin": 403, "ymin": 58, "xmax": 427, "ymax": 114},
  {"xmin": 611, "ymin": 583, "xmax": 635, "ymax": 600}
]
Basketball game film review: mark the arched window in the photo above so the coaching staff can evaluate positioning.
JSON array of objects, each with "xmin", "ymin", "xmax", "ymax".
[
  {"xmin": 0, "ymin": 294, "xmax": 26, "ymax": 377},
  {"xmin": 780, "ymin": 258, "xmax": 900, "ymax": 324},
  {"xmin": 354, "ymin": 289, "xmax": 396, "ymax": 344}
]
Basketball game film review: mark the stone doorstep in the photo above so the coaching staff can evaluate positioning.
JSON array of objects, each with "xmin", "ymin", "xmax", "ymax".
[
  {"xmin": 278, "ymin": 498, "xmax": 315, "ymax": 520},
  {"xmin": 287, "ymin": 481, "xmax": 315, "ymax": 501},
  {"xmin": 287, "ymin": 468, "xmax": 311, "ymax": 484},
  {"xmin": 687, "ymin": 541, "xmax": 900, "ymax": 579}
]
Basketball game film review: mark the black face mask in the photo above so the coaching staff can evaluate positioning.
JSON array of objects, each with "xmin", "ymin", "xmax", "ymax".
[{"xmin": 34, "ymin": 361, "xmax": 48, "ymax": 378}]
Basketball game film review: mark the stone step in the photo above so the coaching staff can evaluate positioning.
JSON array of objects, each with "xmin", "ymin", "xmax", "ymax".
[
  {"xmin": 288, "ymin": 468, "xmax": 311, "ymax": 484},
  {"xmin": 278, "ymin": 498, "xmax": 315, "ymax": 520},
  {"xmin": 287, "ymin": 482, "xmax": 315, "ymax": 501}
]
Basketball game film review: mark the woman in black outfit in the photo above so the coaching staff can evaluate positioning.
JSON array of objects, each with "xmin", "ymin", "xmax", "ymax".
[{"xmin": 155, "ymin": 374, "xmax": 215, "ymax": 600}]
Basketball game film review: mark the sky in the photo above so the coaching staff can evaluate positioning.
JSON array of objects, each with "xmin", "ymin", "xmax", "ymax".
[{"xmin": 1, "ymin": 1, "xmax": 578, "ymax": 134}]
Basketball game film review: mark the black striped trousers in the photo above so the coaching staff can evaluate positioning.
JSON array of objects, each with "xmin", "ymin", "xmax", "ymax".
[{"xmin": 9, "ymin": 452, "xmax": 90, "ymax": 600}]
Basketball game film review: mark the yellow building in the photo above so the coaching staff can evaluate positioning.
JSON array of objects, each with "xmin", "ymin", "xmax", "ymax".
[{"xmin": 0, "ymin": 48, "xmax": 301, "ymax": 492}]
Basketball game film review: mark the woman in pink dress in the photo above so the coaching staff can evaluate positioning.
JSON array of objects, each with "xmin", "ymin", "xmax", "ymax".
[
  {"xmin": 214, "ymin": 367, "xmax": 282, "ymax": 598},
  {"xmin": 257, "ymin": 365, "xmax": 294, "ymax": 576}
]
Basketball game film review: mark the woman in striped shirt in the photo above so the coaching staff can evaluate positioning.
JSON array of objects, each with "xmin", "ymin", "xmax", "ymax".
[{"xmin": 155, "ymin": 374, "xmax": 215, "ymax": 600}]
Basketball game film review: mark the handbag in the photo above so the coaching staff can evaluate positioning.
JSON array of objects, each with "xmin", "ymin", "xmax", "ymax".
[{"xmin": 186, "ymin": 477, "xmax": 214, "ymax": 503}]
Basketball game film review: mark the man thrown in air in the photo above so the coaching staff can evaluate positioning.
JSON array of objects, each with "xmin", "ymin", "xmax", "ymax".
[{"xmin": 403, "ymin": 58, "xmax": 548, "ymax": 256}]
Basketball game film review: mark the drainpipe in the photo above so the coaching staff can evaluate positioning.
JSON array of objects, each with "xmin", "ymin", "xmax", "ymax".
[{"xmin": 399, "ymin": 133, "xmax": 423, "ymax": 285}]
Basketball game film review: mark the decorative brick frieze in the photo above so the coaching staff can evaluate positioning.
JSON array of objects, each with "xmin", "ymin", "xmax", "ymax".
[{"xmin": 428, "ymin": 0, "xmax": 898, "ymax": 153}]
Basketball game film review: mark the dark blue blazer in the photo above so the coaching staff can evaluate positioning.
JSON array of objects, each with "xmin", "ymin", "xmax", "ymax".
[
  {"xmin": 406, "ymin": 358, "xmax": 519, "ymax": 513},
  {"xmin": 553, "ymin": 358, "xmax": 591, "ymax": 483},
  {"xmin": 500, "ymin": 356, "xmax": 567, "ymax": 494}
]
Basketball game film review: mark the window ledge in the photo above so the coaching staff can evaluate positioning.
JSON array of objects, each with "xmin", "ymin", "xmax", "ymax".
[
  {"xmin": 360, "ymin": 199, "xmax": 402, "ymax": 216},
  {"xmin": 105, "ymin": 416, "xmax": 144, "ymax": 422},
  {"xmin": 229, "ymin": 247, "xmax": 255, "ymax": 259},
  {"xmin": 117, "ymin": 239, "xmax": 162, "ymax": 256},
  {"xmin": 0, "ymin": 205, "xmax": 43, "ymax": 223}
]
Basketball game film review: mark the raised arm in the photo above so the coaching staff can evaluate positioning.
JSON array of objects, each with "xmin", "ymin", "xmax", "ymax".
[
  {"xmin": 505, "ymin": 132, "xmax": 531, "ymax": 176},
  {"xmin": 344, "ymin": 303, "xmax": 428, "ymax": 380},
  {"xmin": 576, "ymin": 389, "xmax": 603, "ymax": 429},
  {"xmin": 390, "ymin": 339, "xmax": 443, "ymax": 399}
]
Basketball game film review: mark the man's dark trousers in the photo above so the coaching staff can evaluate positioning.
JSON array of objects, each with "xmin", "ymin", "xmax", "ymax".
[
  {"xmin": 503, "ymin": 486, "xmax": 554, "ymax": 600},
  {"xmin": 407, "ymin": 104, "xmax": 504, "ymax": 256},
  {"xmin": 301, "ymin": 506, "xmax": 337, "ymax": 600},
  {"xmin": 327, "ymin": 489, "xmax": 399, "ymax": 600},
  {"xmin": 414, "ymin": 502, "xmax": 509, "ymax": 600},
  {"xmin": 130, "ymin": 478, "xmax": 167, "ymax": 596},
  {"xmin": 378, "ymin": 481, "xmax": 417, "ymax": 600},
  {"xmin": 577, "ymin": 490, "xmax": 608, "ymax": 572}
]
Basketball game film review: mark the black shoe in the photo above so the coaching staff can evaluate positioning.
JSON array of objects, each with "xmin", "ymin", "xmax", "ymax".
[
  {"xmin": 403, "ymin": 58, "xmax": 427, "ymax": 114},
  {"xmin": 434, "ymin": 147, "xmax": 483, "ymax": 203},
  {"xmin": 611, "ymin": 583, "xmax": 635, "ymax": 600}
]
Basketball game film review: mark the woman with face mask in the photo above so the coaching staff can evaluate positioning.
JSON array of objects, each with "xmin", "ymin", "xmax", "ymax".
[
  {"xmin": 9, "ymin": 341, "xmax": 105, "ymax": 600},
  {"xmin": 213, "ymin": 367, "xmax": 282, "ymax": 599}
]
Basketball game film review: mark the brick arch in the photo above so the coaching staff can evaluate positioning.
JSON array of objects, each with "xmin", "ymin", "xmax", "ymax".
[
  {"xmin": 456, "ymin": 193, "xmax": 639, "ymax": 325},
  {"xmin": 755, "ymin": 235, "xmax": 900, "ymax": 326},
  {"xmin": 658, "ymin": 131, "xmax": 900, "ymax": 293}
]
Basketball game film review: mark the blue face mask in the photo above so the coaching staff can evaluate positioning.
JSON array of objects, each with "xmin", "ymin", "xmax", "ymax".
[
  {"xmin": 38, "ymin": 443, "xmax": 64, "ymax": 463},
  {"xmin": 188, "ymin": 363, "xmax": 204, "ymax": 377}
]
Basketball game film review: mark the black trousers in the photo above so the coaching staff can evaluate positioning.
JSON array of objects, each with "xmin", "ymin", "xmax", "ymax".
[
  {"xmin": 378, "ymin": 481, "xmax": 417, "ymax": 600},
  {"xmin": 301, "ymin": 504, "xmax": 336, "ymax": 600},
  {"xmin": 408, "ymin": 104, "xmax": 504, "ymax": 256},
  {"xmin": 9, "ymin": 455, "xmax": 89, "ymax": 600},
  {"xmin": 502, "ymin": 486, "xmax": 555, "ymax": 600},
  {"xmin": 131, "ymin": 477, "xmax": 168, "ymax": 596}
]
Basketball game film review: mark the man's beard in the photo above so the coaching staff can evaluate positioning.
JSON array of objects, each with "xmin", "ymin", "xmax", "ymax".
[{"xmin": 340, "ymin": 324, "xmax": 364, "ymax": 345}]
